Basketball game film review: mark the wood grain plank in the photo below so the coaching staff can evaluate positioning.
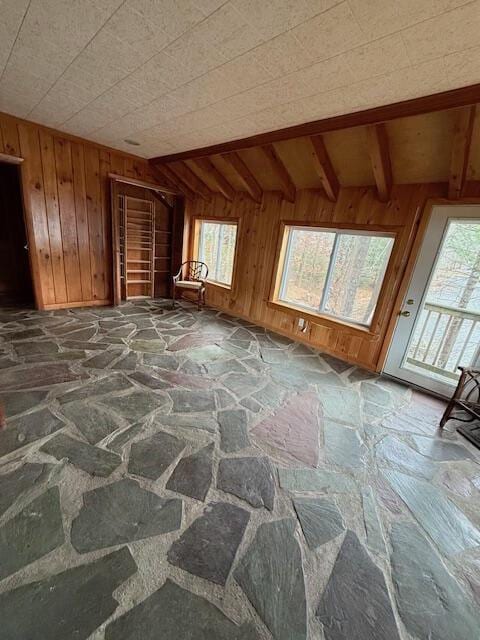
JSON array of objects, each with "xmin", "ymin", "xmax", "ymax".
[
  {"xmin": 71, "ymin": 142, "xmax": 93, "ymax": 301},
  {"xmin": 308, "ymin": 135, "xmax": 339, "ymax": 201},
  {"xmin": 261, "ymin": 144, "xmax": 296, "ymax": 202},
  {"xmin": 17, "ymin": 124, "xmax": 55, "ymax": 307},
  {"xmin": 169, "ymin": 162, "xmax": 212, "ymax": 199},
  {"xmin": 1, "ymin": 116, "xmax": 21, "ymax": 157},
  {"xmin": 449, "ymin": 106, "xmax": 476, "ymax": 199},
  {"xmin": 38, "ymin": 131, "xmax": 67, "ymax": 303},
  {"xmin": 220, "ymin": 152, "xmax": 262, "ymax": 202},
  {"xmin": 192, "ymin": 157, "xmax": 235, "ymax": 201},
  {"xmin": 83, "ymin": 146, "xmax": 105, "ymax": 301},
  {"xmin": 366, "ymin": 124, "xmax": 392, "ymax": 202},
  {"xmin": 54, "ymin": 137, "xmax": 83, "ymax": 301},
  {"xmin": 99, "ymin": 150, "xmax": 112, "ymax": 301}
]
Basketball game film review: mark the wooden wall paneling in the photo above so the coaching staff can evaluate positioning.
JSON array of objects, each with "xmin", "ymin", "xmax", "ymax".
[
  {"xmin": 110, "ymin": 178, "xmax": 121, "ymax": 305},
  {"xmin": 71, "ymin": 142, "xmax": 93, "ymax": 301},
  {"xmin": 308, "ymin": 135, "xmax": 339, "ymax": 201},
  {"xmin": 17, "ymin": 123, "xmax": 55, "ymax": 307},
  {"xmin": 366, "ymin": 123, "xmax": 393, "ymax": 202},
  {"xmin": 83, "ymin": 146, "xmax": 106, "ymax": 301},
  {"xmin": 99, "ymin": 150, "xmax": 112, "ymax": 301},
  {"xmin": 449, "ymin": 105, "xmax": 476, "ymax": 199},
  {"xmin": 1, "ymin": 116, "xmax": 20, "ymax": 157},
  {"xmin": 169, "ymin": 162, "xmax": 211, "ymax": 199},
  {"xmin": 38, "ymin": 131, "xmax": 67, "ymax": 303},
  {"xmin": 54, "ymin": 138, "xmax": 83, "ymax": 302}
]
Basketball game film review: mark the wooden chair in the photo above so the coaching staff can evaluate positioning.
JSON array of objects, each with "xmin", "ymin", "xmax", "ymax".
[
  {"xmin": 172, "ymin": 261, "xmax": 208, "ymax": 311},
  {"xmin": 440, "ymin": 366, "xmax": 480, "ymax": 449}
]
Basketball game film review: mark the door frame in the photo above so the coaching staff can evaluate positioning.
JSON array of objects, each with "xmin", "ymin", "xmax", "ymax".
[{"xmin": 381, "ymin": 200, "xmax": 480, "ymax": 396}]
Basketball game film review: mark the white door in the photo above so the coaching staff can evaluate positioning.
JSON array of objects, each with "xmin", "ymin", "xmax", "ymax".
[{"xmin": 384, "ymin": 205, "xmax": 480, "ymax": 397}]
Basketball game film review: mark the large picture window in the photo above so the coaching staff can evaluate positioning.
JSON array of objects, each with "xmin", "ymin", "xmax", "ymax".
[
  {"xmin": 277, "ymin": 225, "xmax": 395, "ymax": 327},
  {"xmin": 197, "ymin": 220, "xmax": 238, "ymax": 287}
]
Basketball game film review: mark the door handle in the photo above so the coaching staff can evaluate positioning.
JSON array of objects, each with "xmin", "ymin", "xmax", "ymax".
[{"xmin": 400, "ymin": 310, "xmax": 411, "ymax": 317}]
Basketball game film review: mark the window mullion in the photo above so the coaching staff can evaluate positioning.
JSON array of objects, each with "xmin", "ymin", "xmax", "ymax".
[{"xmin": 319, "ymin": 233, "xmax": 340, "ymax": 312}]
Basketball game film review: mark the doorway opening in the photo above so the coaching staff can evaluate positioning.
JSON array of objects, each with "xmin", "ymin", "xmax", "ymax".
[
  {"xmin": 0, "ymin": 162, "xmax": 34, "ymax": 306},
  {"xmin": 384, "ymin": 205, "xmax": 480, "ymax": 397}
]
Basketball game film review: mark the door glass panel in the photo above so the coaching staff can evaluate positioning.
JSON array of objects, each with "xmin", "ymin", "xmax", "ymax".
[{"xmin": 405, "ymin": 220, "xmax": 480, "ymax": 383}]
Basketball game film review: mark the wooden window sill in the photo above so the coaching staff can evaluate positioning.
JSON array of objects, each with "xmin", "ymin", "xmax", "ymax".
[
  {"xmin": 205, "ymin": 280, "xmax": 232, "ymax": 291},
  {"xmin": 267, "ymin": 300, "xmax": 380, "ymax": 338}
]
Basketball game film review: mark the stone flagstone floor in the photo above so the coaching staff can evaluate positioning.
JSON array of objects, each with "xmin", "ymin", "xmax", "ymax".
[{"xmin": 0, "ymin": 298, "xmax": 479, "ymax": 640}]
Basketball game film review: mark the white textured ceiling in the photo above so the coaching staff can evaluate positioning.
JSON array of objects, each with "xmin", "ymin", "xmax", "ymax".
[{"xmin": 1, "ymin": 0, "xmax": 480, "ymax": 158}]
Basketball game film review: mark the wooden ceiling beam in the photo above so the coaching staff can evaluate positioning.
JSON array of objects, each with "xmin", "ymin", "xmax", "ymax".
[
  {"xmin": 308, "ymin": 135, "xmax": 339, "ymax": 201},
  {"xmin": 168, "ymin": 162, "xmax": 212, "ymax": 200},
  {"xmin": 193, "ymin": 156, "xmax": 235, "ymax": 201},
  {"xmin": 150, "ymin": 82, "xmax": 480, "ymax": 164},
  {"xmin": 366, "ymin": 123, "xmax": 392, "ymax": 202},
  {"xmin": 261, "ymin": 144, "xmax": 296, "ymax": 202},
  {"xmin": 150, "ymin": 164, "xmax": 196, "ymax": 201},
  {"xmin": 220, "ymin": 152, "xmax": 262, "ymax": 203},
  {"xmin": 448, "ymin": 105, "xmax": 476, "ymax": 199}
]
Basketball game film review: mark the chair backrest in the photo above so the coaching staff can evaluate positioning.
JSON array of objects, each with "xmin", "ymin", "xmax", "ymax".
[{"xmin": 181, "ymin": 261, "xmax": 208, "ymax": 281}]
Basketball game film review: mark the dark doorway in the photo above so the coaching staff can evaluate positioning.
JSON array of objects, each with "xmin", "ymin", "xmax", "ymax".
[{"xmin": 0, "ymin": 163, "xmax": 33, "ymax": 305}]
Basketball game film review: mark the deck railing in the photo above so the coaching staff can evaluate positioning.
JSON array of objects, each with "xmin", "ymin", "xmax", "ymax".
[{"xmin": 406, "ymin": 301, "xmax": 480, "ymax": 381}]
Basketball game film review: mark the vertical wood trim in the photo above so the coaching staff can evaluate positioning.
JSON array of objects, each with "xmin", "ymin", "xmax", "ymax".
[
  {"xmin": 38, "ymin": 131, "xmax": 67, "ymax": 302},
  {"xmin": 99, "ymin": 150, "xmax": 112, "ymax": 301},
  {"xmin": 448, "ymin": 106, "xmax": 476, "ymax": 199},
  {"xmin": 71, "ymin": 142, "xmax": 93, "ymax": 301},
  {"xmin": 17, "ymin": 124, "xmax": 55, "ymax": 307},
  {"xmin": 54, "ymin": 137, "xmax": 83, "ymax": 302},
  {"xmin": 111, "ymin": 178, "xmax": 121, "ymax": 305},
  {"xmin": 366, "ymin": 124, "xmax": 392, "ymax": 202},
  {"xmin": 84, "ymin": 146, "xmax": 104, "ymax": 301}
]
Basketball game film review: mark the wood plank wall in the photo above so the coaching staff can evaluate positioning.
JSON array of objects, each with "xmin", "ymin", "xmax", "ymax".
[
  {"xmin": 185, "ymin": 184, "xmax": 447, "ymax": 371},
  {"xmin": 0, "ymin": 112, "xmax": 155, "ymax": 309}
]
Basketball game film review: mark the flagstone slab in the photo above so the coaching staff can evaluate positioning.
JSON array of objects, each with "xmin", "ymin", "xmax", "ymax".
[
  {"xmin": 188, "ymin": 344, "xmax": 232, "ymax": 363},
  {"xmin": 0, "ymin": 362, "xmax": 86, "ymax": 391},
  {"xmin": 325, "ymin": 421, "xmax": 367, "ymax": 470},
  {"xmin": 168, "ymin": 332, "xmax": 228, "ymax": 352},
  {"xmin": 0, "ymin": 356, "xmax": 17, "ymax": 369},
  {"xmin": 223, "ymin": 372, "xmax": 262, "ymax": 397},
  {"xmin": 217, "ymin": 456, "xmax": 275, "ymax": 510},
  {"xmin": 411, "ymin": 435, "xmax": 476, "ymax": 461},
  {"xmin": 252, "ymin": 382, "xmax": 285, "ymax": 408},
  {"xmin": 251, "ymin": 391, "xmax": 321, "ymax": 467},
  {"xmin": 215, "ymin": 388, "xmax": 236, "ymax": 408},
  {"xmin": 71, "ymin": 479, "xmax": 182, "ymax": 553},
  {"xmin": 319, "ymin": 387, "xmax": 361, "ymax": 424},
  {"xmin": 5, "ymin": 327, "xmax": 45, "ymax": 341},
  {"xmin": 316, "ymin": 530, "xmax": 401, "ymax": 640},
  {"xmin": 168, "ymin": 388, "xmax": 215, "ymax": 413},
  {"xmin": 321, "ymin": 353, "xmax": 352, "ymax": 373},
  {"xmin": 0, "ymin": 408, "xmax": 64, "ymax": 458},
  {"xmin": 58, "ymin": 373, "xmax": 133, "ymax": 404},
  {"xmin": 129, "ymin": 339, "xmax": 166, "ymax": 353},
  {"xmin": 361, "ymin": 381, "xmax": 394, "ymax": 407},
  {"xmin": 376, "ymin": 435, "xmax": 437, "ymax": 479},
  {"xmin": 111, "ymin": 351, "xmax": 138, "ymax": 370},
  {"xmin": 168, "ymin": 502, "xmax": 250, "ymax": 585},
  {"xmin": 128, "ymin": 370, "xmax": 170, "ymax": 390},
  {"xmin": 362, "ymin": 486, "xmax": 386, "ymax": 555},
  {"xmin": 385, "ymin": 470, "xmax": 480, "ymax": 556},
  {"xmin": 293, "ymin": 497, "xmax": 345, "ymax": 548},
  {"xmin": 41, "ymin": 433, "xmax": 121, "ymax": 477},
  {"xmin": 391, "ymin": 522, "xmax": 480, "ymax": 640},
  {"xmin": 60, "ymin": 401, "xmax": 122, "ymax": 444},
  {"xmin": 160, "ymin": 414, "xmax": 218, "ymax": 433},
  {"xmin": 82, "ymin": 348, "xmax": 124, "ymax": 369},
  {"xmin": 129, "ymin": 431, "xmax": 185, "ymax": 479},
  {"xmin": 0, "ymin": 487, "xmax": 65, "ymax": 580},
  {"xmin": 64, "ymin": 327, "xmax": 97, "ymax": 341},
  {"xmin": 0, "ymin": 389, "xmax": 49, "ymax": 417},
  {"xmin": 100, "ymin": 390, "xmax": 166, "ymax": 422},
  {"xmin": 61, "ymin": 340, "xmax": 109, "ymax": 351},
  {"xmin": 14, "ymin": 341, "xmax": 59, "ymax": 356},
  {"xmin": 158, "ymin": 370, "xmax": 212, "ymax": 389},
  {"xmin": 278, "ymin": 468, "xmax": 357, "ymax": 494},
  {"xmin": 235, "ymin": 518, "xmax": 307, "ymax": 640},
  {"xmin": 107, "ymin": 422, "xmax": 144, "ymax": 453},
  {"xmin": 105, "ymin": 579, "xmax": 259, "ymax": 640},
  {"xmin": 0, "ymin": 547, "xmax": 137, "ymax": 640},
  {"xmin": 0, "ymin": 463, "xmax": 53, "ymax": 518},
  {"xmin": 143, "ymin": 353, "xmax": 179, "ymax": 369},
  {"xmin": 218, "ymin": 408, "xmax": 250, "ymax": 452},
  {"xmin": 166, "ymin": 443, "xmax": 214, "ymax": 501},
  {"xmin": 206, "ymin": 358, "xmax": 247, "ymax": 376}
]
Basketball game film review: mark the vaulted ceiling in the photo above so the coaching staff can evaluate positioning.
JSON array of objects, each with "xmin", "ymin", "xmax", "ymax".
[{"xmin": 1, "ymin": 0, "xmax": 480, "ymax": 159}]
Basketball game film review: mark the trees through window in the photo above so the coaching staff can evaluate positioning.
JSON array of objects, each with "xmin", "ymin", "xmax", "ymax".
[
  {"xmin": 278, "ymin": 226, "xmax": 395, "ymax": 326},
  {"xmin": 197, "ymin": 220, "xmax": 238, "ymax": 286}
]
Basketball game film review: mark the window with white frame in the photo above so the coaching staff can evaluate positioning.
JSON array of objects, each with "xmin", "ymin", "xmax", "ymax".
[
  {"xmin": 277, "ymin": 226, "xmax": 395, "ymax": 327},
  {"xmin": 197, "ymin": 220, "xmax": 238, "ymax": 287}
]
